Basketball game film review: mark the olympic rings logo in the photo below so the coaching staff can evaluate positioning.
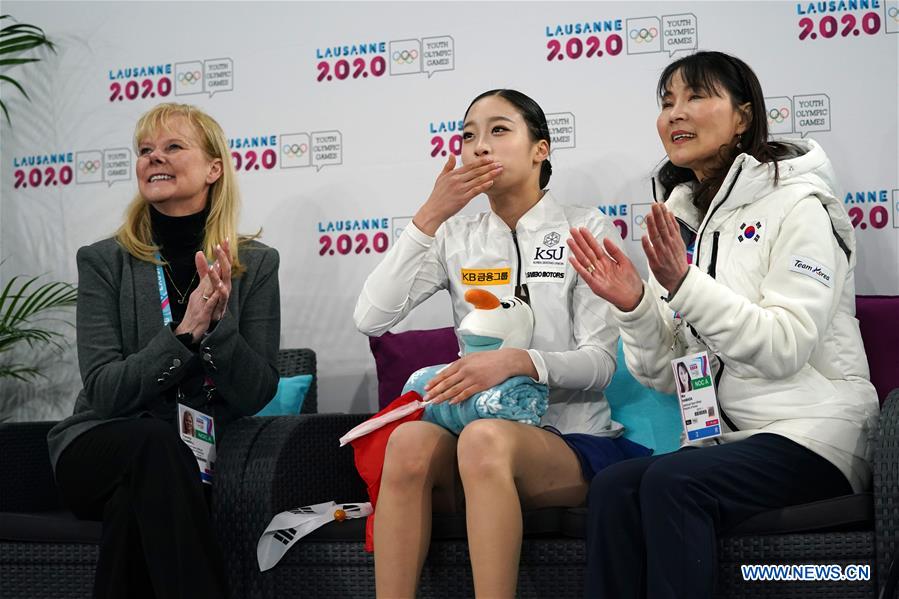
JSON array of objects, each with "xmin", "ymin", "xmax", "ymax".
[
  {"xmin": 178, "ymin": 71, "xmax": 202, "ymax": 84},
  {"xmin": 392, "ymin": 49, "xmax": 418, "ymax": 64},
  {"xmin": 767, "ymin": 107, "xmax": 790, "ymax": 123},
  {"xmin": 629, "ymin": 27, "xmax": 658, "ymax": 43},
  {"xmin": 633, "ymin": 214, "xmax": 649, "ymax": 230},
  {"xmin": 889, "ymin": 6, "xmax": 899, "ymax": 22},
  {"xmin": 79, "ymin": 160, "xmax": 101, "ymax": 173},
  {"xmin": 282, "ymin": 143, "xmax": 308, "ymax": 157}
]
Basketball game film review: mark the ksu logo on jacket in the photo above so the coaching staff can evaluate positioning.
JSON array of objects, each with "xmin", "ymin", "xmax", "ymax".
[{"xmin": 527, "ymin": 228, "xmax": 569, "ymax": 283}]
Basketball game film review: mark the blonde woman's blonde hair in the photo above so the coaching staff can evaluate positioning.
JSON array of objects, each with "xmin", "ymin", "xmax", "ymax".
[{"xmin": 115, "ymin": 102, "xmax": 256, "ymax": 275}]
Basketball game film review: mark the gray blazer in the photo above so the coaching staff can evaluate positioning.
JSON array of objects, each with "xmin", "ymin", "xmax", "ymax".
[{"xmin": 48, "ymin": 237, "xmax": 280, "ymax": 471}]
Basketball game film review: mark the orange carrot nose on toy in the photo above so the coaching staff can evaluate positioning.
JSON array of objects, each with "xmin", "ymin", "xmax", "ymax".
[{"xmin": 464, "ymin": 288, "xmax": 501, "ymax": 310}]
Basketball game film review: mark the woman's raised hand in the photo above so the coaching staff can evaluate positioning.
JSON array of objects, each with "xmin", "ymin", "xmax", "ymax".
[
  {"xmin": 174, "ymin": 245, "xmax": 232, "ymax": 343},
  {"xmin": 412, "ymin": 154, "xmax": 503, "ymax": 235},
  {"xmin": 208, "ymin": 238, "xmax": 232, "ymax": 321},
  {"xmin": 567, "ymin": 227, "xmax": 645, "ymax": 312},
  {"xmin": 643, "ymin": 203, "xmax": 689, "ymax": 296}
]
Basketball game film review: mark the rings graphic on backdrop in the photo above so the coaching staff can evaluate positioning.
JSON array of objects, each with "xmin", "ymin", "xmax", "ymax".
[
  {"xmin": 889, "ymin": 6, "xmax": 899, "ymax": 21},
  {"xmin": 391, "ymin": 49, "xmax": 419, "ymax": 64},
  {"xmin": 177, "ymin": 71, "xmax": 202, "ymax": 84},
  {"xmin": 768, "ymin": 107, "xmax": 790, "ymax": 123},
  {"xmin": 282, "ymin": 143, "xmax": 309, "ymax": 157},
  {"xmin": 79, "ymin": 160, "xmax": 101, "ymax": 173},
  {"xmin": 629, "ymin": 27, "xmax": 658, "ymax": 42}
]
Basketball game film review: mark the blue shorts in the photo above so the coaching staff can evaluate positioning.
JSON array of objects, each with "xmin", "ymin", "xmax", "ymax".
[{"xmin": 545, "ymin": 426, "xmax": 654, "ymax": 481}]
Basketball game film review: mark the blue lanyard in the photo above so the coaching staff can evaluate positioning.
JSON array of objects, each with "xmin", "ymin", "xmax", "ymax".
[{"xmin": 154, "ymin": 253, "xmax": 174, "ymax": 326}]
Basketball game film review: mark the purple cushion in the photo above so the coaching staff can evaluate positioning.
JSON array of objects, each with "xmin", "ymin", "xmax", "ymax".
[
  {"xmin": 369, "ymin": 327, "xmax": 460, "ymax": 409},
  {"xmin": 856, "ymin": 295, "xmax": 899, "ymax": 405}
]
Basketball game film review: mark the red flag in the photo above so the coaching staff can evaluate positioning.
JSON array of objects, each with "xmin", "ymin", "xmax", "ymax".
[{"xmin": 348, "ymin": 391, "xmax": 426, "ymax": 552}]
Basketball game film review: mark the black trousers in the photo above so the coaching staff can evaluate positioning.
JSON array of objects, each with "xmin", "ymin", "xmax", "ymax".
[
  {"xmin": 55, "ymin": 417, "xmax": 227, "ymax": 599},
  {"xmin": 585, "ymin": 433, "xmax": 852, "ymax": 599}
]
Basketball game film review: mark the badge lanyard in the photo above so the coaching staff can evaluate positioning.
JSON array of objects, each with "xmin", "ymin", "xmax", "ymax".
[
  {"xmin": 154, "ymin": 252, "xmax": 216, "ymax": 398},
  {"xmin": 156, "ymin": 253, "xmax": 217, "ymax": 483},
  {"xmin": 154, "ymin": 253, "xmax": 175, "ymax": 326},
  {"xmin": 670, "ymin": 240, "xmax": 695, "ymax": 350}
]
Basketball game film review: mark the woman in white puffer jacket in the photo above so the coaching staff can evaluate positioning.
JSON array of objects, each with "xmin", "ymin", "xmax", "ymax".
[{"xmin": 568, "ymin": 51, "xmax": 879, "ymax": 599}]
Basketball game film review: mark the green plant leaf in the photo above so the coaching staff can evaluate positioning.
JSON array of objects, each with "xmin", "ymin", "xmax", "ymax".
[
  {"xmin": 0, "ymin": 275, "xmax": 36, "ymax": 327},
  {"xmin": 0, "ymin": 271, "xmax": 76, "ymax": 383},
  {"xmin": 0, "ymin": 37, "xmax": 51, "ymax": 55},
  {"xmin": 0, "ymin": 57, "xmax": 40, "ymax": 66},
  {"xmin": 0, "ymin": 365, "xmax": 42, "ymax": 382},
  {"xmin": 0, "ymin": 74, "xmax": 28, "ymax": 98},
  {"xmin": 4, "ymin": 278, "xmax": 76, "ymax": 327},
  {"xmin": 12, "ymin": 282, "xmax": 77, "ymax": 325},
  {"xmin": 1, "ymin": 25, "xmax": 52, "ymax": 38},
  {"xmin": 0, "ymin": 15, "xmax": 55, "ymax": 124}
]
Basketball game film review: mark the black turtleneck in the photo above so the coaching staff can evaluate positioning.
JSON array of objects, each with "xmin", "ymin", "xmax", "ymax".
[{"xmin": 150, "ymin": 204, "xmax": 209, "ymax": 324}]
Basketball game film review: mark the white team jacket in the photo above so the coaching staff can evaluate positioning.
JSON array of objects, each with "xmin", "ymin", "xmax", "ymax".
[
  {"xmin": 354, "ymin": 193, "xmax": 622, "ymax": 436},
  {"xmin": 614, "ymin": 139, "xmax": 879, "ymax": 492}
]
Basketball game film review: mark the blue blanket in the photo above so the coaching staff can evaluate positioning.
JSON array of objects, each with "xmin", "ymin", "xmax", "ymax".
[{"xmin": 403, "ymin": 365, "xmax": 549, "ymax": 435}]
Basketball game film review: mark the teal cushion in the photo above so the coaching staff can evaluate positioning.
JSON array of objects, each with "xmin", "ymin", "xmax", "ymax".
[
  {"xmin": 605, "ymin": 340, "xmax": 682, "ymax": 454},
  {"xmin": 256, "ymin": 374, "xmax": 313, "ymax": 416}
]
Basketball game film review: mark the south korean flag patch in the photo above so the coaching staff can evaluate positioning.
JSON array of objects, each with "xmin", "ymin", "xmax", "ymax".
[{"xmin": 738, "ymin": 220, "xmax": 763, "ymax": 243}]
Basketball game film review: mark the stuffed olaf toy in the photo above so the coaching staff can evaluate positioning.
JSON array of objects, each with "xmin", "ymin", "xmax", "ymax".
[
  {"xmin": 456, "ymin": 288, "xmax": 534, "ymax": 355},
  {"xmin": 339, "ymin": 287, "xmax": 547, "ymax": 445},
  {"xmin": 336, "ymin": 288, "xmax": 549, "ymax": 554}
]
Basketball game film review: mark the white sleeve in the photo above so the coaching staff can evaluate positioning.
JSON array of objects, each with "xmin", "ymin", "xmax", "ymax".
[
  {"xmin": 612, "ymin": 278, "xmax": 680, "ymax": 395},
  {"xmin": 668, "ymin": 196, "xmax": 845, "ymax": 379},
  {"xmin": 527, "ymin": 216, "xmax": 618, "ymax": 392},
  {"xmin": 353, "ymin": 221, "xmax": 449, "ymax": 336}
]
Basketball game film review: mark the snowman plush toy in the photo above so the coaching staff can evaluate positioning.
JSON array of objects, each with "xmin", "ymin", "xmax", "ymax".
[{"xmin": 403, "ymin": 288, "xmax": 549, "ymax": 434}]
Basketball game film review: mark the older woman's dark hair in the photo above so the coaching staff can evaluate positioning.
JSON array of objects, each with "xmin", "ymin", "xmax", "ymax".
[
  {"xmin": 465, "ymin": 89, "xmax": 553, "ymax": 189},
  {"xmin": 676, "ymin": 361, "xmax": 692, "ymax": 393},
  {"xmin": 656, "ymin": 51, "xmax": 792, "ymax": 213}
]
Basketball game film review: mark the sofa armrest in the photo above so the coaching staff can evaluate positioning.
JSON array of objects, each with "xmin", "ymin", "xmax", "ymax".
[
  {"xmin": 212, "ymin": 413, "xmax": 369, "ymax": 597},
  {"xmin": 873, "ymin": 388, "xmax": 899, "ymax": 592},
  {"xmin": 0, "ymin": 421, "xmax": 61, "ymax": 512}
]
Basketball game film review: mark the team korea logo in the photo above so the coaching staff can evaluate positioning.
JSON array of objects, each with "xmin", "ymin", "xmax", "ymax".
[{"xmin": 738, "ymin": 220, "xmax": 763, "ymax": 243}]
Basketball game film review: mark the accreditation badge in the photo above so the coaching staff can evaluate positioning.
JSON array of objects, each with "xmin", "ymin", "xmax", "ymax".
[
  {"xmin": 178, "ymin": 403, "xmax": 216, "ymax": 484},
  {"xmin": 671, "ymin": 352, "xmax": 721, "ymax": 441}
]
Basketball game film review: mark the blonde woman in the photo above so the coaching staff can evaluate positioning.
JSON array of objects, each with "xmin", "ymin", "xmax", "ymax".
[{"xmin": 49, "ymin": 103, "xmax": 280, "ymax": 598}]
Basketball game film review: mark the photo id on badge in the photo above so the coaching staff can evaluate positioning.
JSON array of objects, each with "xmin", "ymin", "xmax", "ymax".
[
  {"xmin": 178, "ymin": 403, "xmax": 216, "ymax": 484},
  {"xmin": 671, "ymin": 352, "xmax": 721, "ymax": 441}
]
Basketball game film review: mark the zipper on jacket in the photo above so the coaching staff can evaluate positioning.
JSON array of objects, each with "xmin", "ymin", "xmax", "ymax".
[
  {"xmin": 693, "ymin": 165, "xmax": 742, "ymax": 267},
  {"xmin": 688, "ymin": 169, "xmax": 738, "ymax": 432},
  {"xmin": 685, "ymin": 169, "xmax": 736, "ymax": 342},
  {"xmin": 707, "ymin": 232, "xmax": 720, "ymax": 279},
  {"xmin": 510, "ymin": 230, "xmax": 530, "ymax": 304}
]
